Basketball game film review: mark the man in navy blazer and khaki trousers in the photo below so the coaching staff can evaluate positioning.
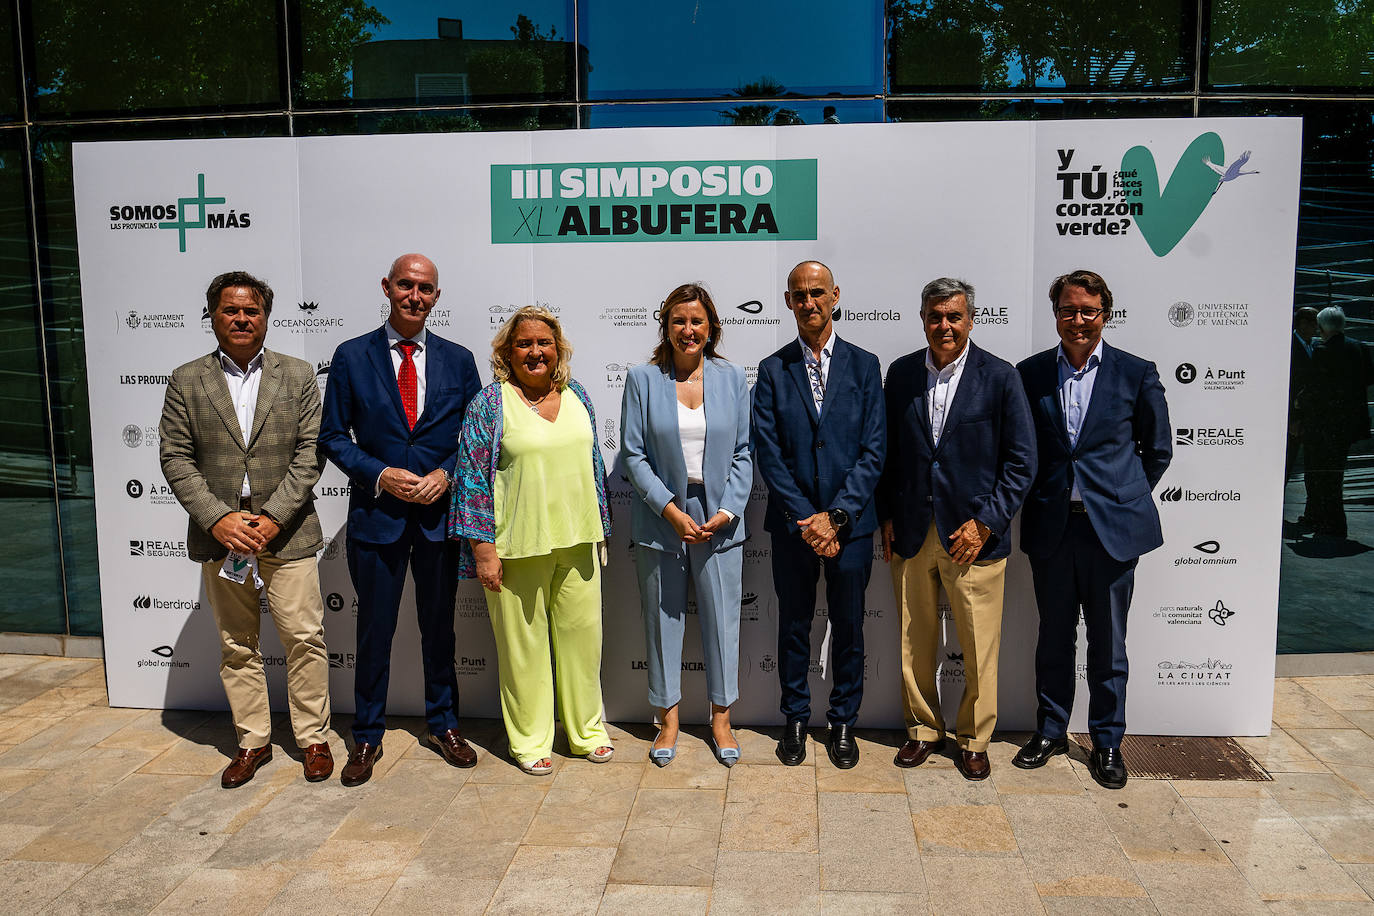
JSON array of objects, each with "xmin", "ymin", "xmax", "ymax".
[
  {"xmin": 752, "ymin": 260, "xmax": 886, "ymax": 769},
  {"xmin": 878, "ymin": 278, "xmax": 1035, "ymax": 781},
  {"xmin": 320, "ymin": 253, "xmax": 482, "ymax": 785},
  {"xmin": 1013, "ymin": 269, "xmax": 1172, "ymax": 789}
]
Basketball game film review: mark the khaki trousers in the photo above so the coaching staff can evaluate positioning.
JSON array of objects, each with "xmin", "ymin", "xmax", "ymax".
[
  {"xmin": 201, "ymin": 553, "xmax": 332, "ymax": 749},
  {"xmin": 890, "ymin": 523, "xmax": 1007, "ymax": 752}
]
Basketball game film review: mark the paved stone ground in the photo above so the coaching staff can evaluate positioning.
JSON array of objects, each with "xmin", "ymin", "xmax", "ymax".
[{"xmin": 3, "ymin": 655, "xmax": 1374, "ymax": 914}]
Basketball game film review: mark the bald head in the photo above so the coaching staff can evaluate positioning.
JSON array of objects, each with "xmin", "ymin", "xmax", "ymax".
[
  {"xmin": 382, "ymin": 253, "xmax": 440, "ymax": 338},
  {"xmin": 788, "ymin": 259, "xmax": 834, "ymax": 288},
  {"xmin": 389, "ymin": 253, "xmax": 438, "ymax": 285}
]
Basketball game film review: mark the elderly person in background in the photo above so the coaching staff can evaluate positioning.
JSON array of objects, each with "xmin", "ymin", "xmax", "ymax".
[
  {"xmin": 1301, "ymin": 305, "xmax": 1372, "ymax": 539},
  {"xmin": 450, "ymin": 306, "xmax": 613, "ymax": 775},
  {"xmin": 620, "ymin": 283, "xmax": 752, "ymax": 767}
]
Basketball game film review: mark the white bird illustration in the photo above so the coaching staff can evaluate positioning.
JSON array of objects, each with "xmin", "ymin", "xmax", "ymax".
[{"xmin": 1203, "ymin": 150, "xmax": 1260, "ymax": 195}]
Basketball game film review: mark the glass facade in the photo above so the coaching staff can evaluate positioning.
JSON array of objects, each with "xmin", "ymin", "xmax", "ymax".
[{"xmin": 1, "ymin": 2, "xmax": 1370, "ymax": 653}]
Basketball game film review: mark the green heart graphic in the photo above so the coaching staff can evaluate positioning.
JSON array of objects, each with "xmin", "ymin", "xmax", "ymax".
[
  {"xmin": 1121, "ymin": 132, "xmax": 1224, "ymax": 257},
  {"xmin": 232, "ymin": 558, "xmax": 248, "ymax": 571}
]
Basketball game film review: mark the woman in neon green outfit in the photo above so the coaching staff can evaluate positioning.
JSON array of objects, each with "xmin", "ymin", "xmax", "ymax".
[{"xmin": 450, "ymin": 306, "xmax": 614, "ymax": 775}]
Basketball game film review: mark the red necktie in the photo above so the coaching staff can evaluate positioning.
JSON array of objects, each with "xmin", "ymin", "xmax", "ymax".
[{"xmin": 397, "ymin": 340, "xmax": 418, "ymax": 429}]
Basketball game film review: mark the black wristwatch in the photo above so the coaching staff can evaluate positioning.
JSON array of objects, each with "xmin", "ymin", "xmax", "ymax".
[{"xmin": 827, "ymin": 507, "xmax": 849, "ymax": 531}]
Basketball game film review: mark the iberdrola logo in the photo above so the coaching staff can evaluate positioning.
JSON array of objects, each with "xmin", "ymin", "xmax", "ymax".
[{"xmin": 1121, "ymin": 132, "xmax": 1259, "ymax": 257}]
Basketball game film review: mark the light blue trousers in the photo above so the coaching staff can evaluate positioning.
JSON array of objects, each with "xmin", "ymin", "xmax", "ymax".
[{"xmin": 634, "ymin": 484, "xmax": 742, "ymax": 709}]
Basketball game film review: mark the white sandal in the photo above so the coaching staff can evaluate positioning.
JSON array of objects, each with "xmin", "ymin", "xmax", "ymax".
[
  {"xmin": 518, "ymin": 757, "xmax": 553, "ymax": 775},
  {"xmin": 587, "ymin": 745, "xmax": 614, "ymax": 764}
]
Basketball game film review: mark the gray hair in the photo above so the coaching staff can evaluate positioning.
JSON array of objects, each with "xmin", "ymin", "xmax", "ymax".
[
  {"xmin": 920, "ymin": 277, "xmax": 975, "ymax": 316},
  {"xmin": 1317, "ymin": 306, "xmax": 1346, "ymax": 334}
]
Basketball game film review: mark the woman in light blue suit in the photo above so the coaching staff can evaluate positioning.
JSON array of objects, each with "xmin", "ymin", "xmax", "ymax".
[{"xmin": 620, "ymin": 283, "xmax": 752, "ymax": 767}]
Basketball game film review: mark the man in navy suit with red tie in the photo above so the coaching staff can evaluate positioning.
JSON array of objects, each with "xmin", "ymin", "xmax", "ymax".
[
  {"xmin": 1012, "ymin": 269, "xmax": 1171, "ymax": 789},
  {"xmin": 320, "ymin": 253, "xmax": 482, "ymax": 785}
]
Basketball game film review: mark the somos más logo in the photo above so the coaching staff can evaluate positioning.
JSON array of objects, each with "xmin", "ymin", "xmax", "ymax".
[
  {"xmin": 491, "ymin": 159, "xmax": 818, "ymax": 243},
  {"xmin": 108, "ymin": 173, "xmax": 250, "ymax": 253}
]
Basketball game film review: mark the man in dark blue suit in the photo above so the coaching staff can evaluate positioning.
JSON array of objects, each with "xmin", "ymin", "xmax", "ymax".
[
  {"xmin": 752, "ymin": 260, "xmax": 886, "ymax": 769},
  {"xmin": 1012, "ymin": 269, "xmax": 1171, "ymax": 789},
  {"xmin": 320, "ymin": 253, "xmax": 482, "ymax": 785},
  {"xmin": 878, "ymin": 278, "xmax": 1035, "ymax": 780}
]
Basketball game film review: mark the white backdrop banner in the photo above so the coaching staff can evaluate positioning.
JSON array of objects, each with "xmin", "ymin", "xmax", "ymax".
[{"xmin": 75, "ymin": 117, "xmax": 1301, "ymax": 735}]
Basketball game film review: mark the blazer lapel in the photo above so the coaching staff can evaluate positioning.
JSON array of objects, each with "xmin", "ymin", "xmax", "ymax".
[
  {"xmin": 1072, "ymin": 343, "xmax": 1112, "ymax": 452},
  {"xmin": 411, "ymin": 334, "xmax": 444, "ymax": 433},
  {"xmin": 1040, "ymin": 353, "xmax": 1071, "ymax": 451},
  {"xmin": 909, "ymin": 349, "xmax": 936, "ymax": 449},
  {"xmin": 816, "ymin": 340, "xmax": 848, "ymax": 428},
  {"xmin": 248, "ymin": 351, "xmax": 283, "ymax": 446},
  {"xmin": 368, "ymin": 327, "xmax": 408, "ymax": 425},
  {"xmin": 785, "ymin": 344, "xmax": 819, "ymax": 428},
  {"xmin": 934, "ymin": 344, "xmax": 981, "ymax": 456},
  {"xmin": 655, "ymin": 364, "xmax": 687, "ymax": 493},
  {"xmin": 199, "ymin": 354, "xmax": 245, "ymax": 449}
]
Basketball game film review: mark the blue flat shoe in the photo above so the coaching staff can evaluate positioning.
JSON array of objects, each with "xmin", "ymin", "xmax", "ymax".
[
  {"xmin": 650, "ymin": 731, "xmax": 677, "ymax": 768},
  {"xmin": 709, "ymin": 732, "xmax": 741, "ymax": 768}
]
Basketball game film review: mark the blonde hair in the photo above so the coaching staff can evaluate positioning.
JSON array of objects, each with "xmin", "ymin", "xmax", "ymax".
[{"xmin": 490, "ymin": 305, "xmax": 573, "ymax": 389}]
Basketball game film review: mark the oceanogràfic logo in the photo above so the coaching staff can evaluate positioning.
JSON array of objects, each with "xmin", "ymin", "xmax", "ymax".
[{"xmin": 491, "ymin": 159, "xmax": 818, "ymax": 244}]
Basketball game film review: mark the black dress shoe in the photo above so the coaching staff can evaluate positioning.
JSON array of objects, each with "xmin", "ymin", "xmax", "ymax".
[
  {"xmin": 776, "ymin": 720, "xmax": 806, "ymax": 766},
  {"xmin": 1012, "ymin": 733, "xmax": 1069, "ymax": 769},
  {"xmin": 827, "ymin": 723, "xmax": 859, "ymax": 769},
  {"xmin": 1089, "ymin": 747, "xmax": 1128, "ymax": 789}
]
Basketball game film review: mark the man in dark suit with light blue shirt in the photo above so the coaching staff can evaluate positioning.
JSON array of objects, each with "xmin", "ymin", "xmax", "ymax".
[
  {"xmin": 752, "ymin": 260, "xmax": 886, "ymax": 769},
  {"xmin": 1013, "ymin": 269, "xmax": 1172, "ymax": 789},
  {"xmin": 878, "ymin": 278, "xmax": 1035, "ymax": 780},
  {"xmin": 319, "ymin": 253, "xmax": 482, "ymax": 785}
]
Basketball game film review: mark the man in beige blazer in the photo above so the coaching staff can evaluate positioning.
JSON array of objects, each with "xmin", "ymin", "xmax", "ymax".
[{"xmin": 160, "ymin": 270, "xmax": 333, "ymax": 789}]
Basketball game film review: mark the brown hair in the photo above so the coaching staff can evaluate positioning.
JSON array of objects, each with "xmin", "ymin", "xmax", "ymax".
[
  {"xmin": 651, "ymin": 283, "xmax": 724, "ymax": 368},
  {"xmin": 1049, "ymin": 269, "xmax": 1113, "ymax": 322},
  {"xmin": 206, "ymin": 270, "xmax": 273, "ymax": 316}
]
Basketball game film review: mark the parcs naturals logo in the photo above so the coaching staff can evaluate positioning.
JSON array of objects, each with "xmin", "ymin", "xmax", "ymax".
[
  {"xmin": 492, "ymin": 159, "xmax": 818, "ymax": 244},
  {"xmin": 107, "ymin": 173, "xmax": 251, "ymax": 253}
]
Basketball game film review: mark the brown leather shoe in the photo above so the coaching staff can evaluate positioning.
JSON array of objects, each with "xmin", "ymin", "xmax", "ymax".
[
  {"xmin": 303, "ymin": 743, "xmax": 333, "ymax": 781},
  {"xmin": 894, "ymin": 738, "xmax": 945, "ymax": 768},
  {"xmin": 222, "ymin": 745, "xmax": 272, "ymax": 789},
  {"xmin": 428, "ymin": 729, "xmax": 478, "ymax": 768},
  {"xmin": 340, "ymin": 742, "xmax": 382, "ymax": 787},
  {"xmin": 958, "ymin": 749, "xmax": 991, "ymax": 781}
]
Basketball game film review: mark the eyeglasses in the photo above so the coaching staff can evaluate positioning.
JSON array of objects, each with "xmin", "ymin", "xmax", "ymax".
[
  {"xmin": 789, "ymin": 287, "xmax": 830, "ymax": 301},
  {"xmin": 1054, "ymin": 307, "xmax": 1104, "ymax": 321}
]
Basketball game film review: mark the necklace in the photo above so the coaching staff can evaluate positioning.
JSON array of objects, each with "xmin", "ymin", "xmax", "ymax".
[
  {"xmin": 520, "ymin": 386, "xmax": 553, "ymax": 412},
  {"xmin": 674, "ymin": 364, "xmax": 703, "ymax": 385}
]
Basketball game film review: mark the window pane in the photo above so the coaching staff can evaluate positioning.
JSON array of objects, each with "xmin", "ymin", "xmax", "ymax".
[
  {"xmin": 581, "ymin": 0, "xmax": 883, "ymax": 101},
  {"xmin": 28, "ymin": 3, "xmax": 285, "ymax": 118},
  {"xmin": 586, "ymin": 99, "xmax": 884, "ymax": 129},
  {"xmin": 0, "ymin": 127, "xmax": 65, "ymax": 635},
  {"xmin": 294, "ymin": 1, "xmax": 577, "ymax": 107},
  {"xmin": 33, "ymin": 117, "xmax": 290, "ymax": 636},
  {"xmin": 1199, "ymin": 100, "xmax": 1374, "ymax": 654},
  {"xmin": 0, "ymin": 1, "xmax": 19, "ymax": 121},
  {"xmin": 1208, "ymin": 1, "xmax": 1374, "ymax": 90},
  {"xmin": 888, "ymin": 98, "xmax": 1194, "ymax": 121},
  {"xmin": 888, "ymin": 0, "xmax": 1194, "ymax": 92},
  {"xmin": 294, "ymin": 105, "xmax": 575, "ymax": 135}
]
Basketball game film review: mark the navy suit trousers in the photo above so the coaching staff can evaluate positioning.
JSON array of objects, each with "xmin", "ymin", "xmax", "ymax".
[
  {"xmin": 347, "ymin": 521, "xmax": 460, "ymax": 745},
  {"xmin": 772, "ymin": 531, "xmax": 872, "ymax": 726},
  {"xmin": 1028, "ymin": 512, "xmax": 1135, "ymax": 748}
]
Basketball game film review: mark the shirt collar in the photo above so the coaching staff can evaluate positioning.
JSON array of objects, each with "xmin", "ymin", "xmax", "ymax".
[
  {"xmin": 925, "ymin": 341, "xmax": 970, "ymax": 378},
  {"xmin": 1056, "ymin": 339, "xmax": 1104, "ymax": 375},
  {"xmin": 218, "ymin": 348, "xmax": 264, "ymax": 375},
  {"xmin": 385, "ymin": 322, "xmax": 427, "ymax": 350},
  {"xmin": 799, "ymin": 330, "xmax": 838, "ymax": 364}
]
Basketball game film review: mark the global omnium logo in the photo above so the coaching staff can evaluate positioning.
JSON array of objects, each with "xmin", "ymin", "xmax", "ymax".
[
  {"xmin": 109, "ymin": 173, "xmax": 251, "ymax": 252},
  {"xmin": 491, "ymin": 159, "xmax": 818, "ymax": 244}
]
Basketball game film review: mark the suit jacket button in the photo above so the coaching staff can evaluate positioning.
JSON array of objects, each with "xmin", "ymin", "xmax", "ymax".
[{"xmin": 817, "ymin": 440, "xmax": 825, "ymax": 448}]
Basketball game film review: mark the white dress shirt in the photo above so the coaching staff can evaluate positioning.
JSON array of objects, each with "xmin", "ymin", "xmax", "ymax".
[
  {"xmin": 219, "ymin": 348, "xmax": 264, "ymax": 499},
  {"xmin": 1056, "ymin": 339, "xmax": 1104, "ymax": 501},
  {"xmin": 924, "ymin": 343, "xmax": 970, "ymax": 447},
  {"xmin": 799, "ymin": 330, "xmax": 838, "ymax": 416}
]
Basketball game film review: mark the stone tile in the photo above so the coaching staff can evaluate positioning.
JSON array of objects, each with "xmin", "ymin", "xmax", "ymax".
[
  {"xmin": 205, "ymin": 777, "xmax": 362, "ymax": 869},
  {"xmin": 1171, "ymin": 779, "xmax": 1271, "ymax": 798},
  {"xmin": 599, "ymin": 884, "xmax": 711, "ymax": 915},
  {"xmin": 147, "ymin": 766, "xmax": 293, "ymax": 836},
  {"xmin": 1262, "ymin": 902, "xmax": 1374, "ymax": 914},
  {"xmin": 523, "ymin": 761, "xmax": 641, "ymax": 846},
  {"xmin": 1002, "ymin": 794, "xmax": 1146, "ymax": 897},
  {"xmin": 4, "ymin": 686, "xmax": 109, "ymax": 719},
  {"xmin": 815, "ymin": 731, "xmax": 908, "ymax": 794},
  {"xmin": 330, "ymin": 758, "xmax": 465, "ymax": 846},
  {"xmin": 710, "ymin": 850, "xmax": 820, "ymax": 915},
  {"xmin": 375, "ymin": 876, "xmax": 500, "ymax": 915},
  {"xmin": 152, "ymin": 864, "xmax": 295, "ymax": 914},
  {"xmin": 1273, "ymin": 794, "xmax": 1374, "ymax": 864},
  {"xmin": 604, "ymin": 721, "xmax": 656, "ymax": 760},
  {"xmin": 0, "ymin": 861, "xmax": 92, "ymax": 911},
  {"xmin": 609, "ymin": 787, "xmax": 724, "ymax": 887},
  {"xmin": 1345, "ymin": 864, "xmax": 1374, "ymax": 898},
  {"xmin": 1091, "ymin": 778, "xmax": 1228, "ymax": 866},
  {"xmin": 42, "ymin": 829, "xmax": 227, "ymax": 916},
  {"xmin": 98, "ymin": 709, "xmax": 215, "ymax": 752},
  {"xmin": 905, "ymin": 762, "xmax": 1001, "ymax": 807},
  {"xmin": 1292, "ymin": 677, "xmax": 1374, "ymax": 712},
  {"xmin": 0, "ymin": 705, "xmax": 143, "ymax": 769},
  {"xmin": 0, "ymin": 657, "xmax": 100, "ymax": 713},
  {"xmin": 922, "ymin": 856, "xmax": 1041, "ymax": 916},
  {"xmin": 487, "ymin": 845, "xmax": 616, "ymax": 915},
  {"xmin": 819, "ymin": 792, "xmax": 925, "ymax": 894},
  {"xmin": 1334, "ymin": 765, "xmax": 1374, "ymax": 800},
  {"xmin": 0, "ymin": 765, "xmax": 45, "ymax": 803},
  {"xmin": 638, "ymin": 741, "xmax": 729, "ymax": 790},
  {"xmin": 63, "ymin": 664, "xmax": 109, "ymax": 689},
  {"xmin": 0, "ymin": 823, "xmax": 45, "ymax": 858},
  {"xmin": 1237, "ymin": 731, "xmax": 1330, "ymax": 774},
  {"xmin": 719, "ymin": 764, "xmax": 818, "ymax": 852},
  {"xmin": 1288, "ymin": 729, "xmax": 1374, "ymax": 770},
  {"xmin": 1185, "ymin": 796, "xmax": 1368, "ymax": 901},
  {"xmin": 1132, "ymin": 861, "xmax": 1266, "ymax": 915},
  {"xmin": 0, "ymin": 653, "xmax": 44, "ymax": 680},
  {"xmin": 1339, "ymin": 711, "xmax": 1374, "ymax": 740},
  {"xmin": 1, "ymin": 746, "xmax": 157, "ymax": 826},
  {"xmin": 1042, "ymin": 897, "xmax": 1158, "ymax": 914},
  {"xmin": 1273, "ymin": 679, "xmax": 1356, "ymax": 729},
  {"xmin": 906, "ymin": 765, "xmax": 1015, "ymax": 857},
  {"xmin": 820, "ymin": 891, "xmax": 930, "ymax": 914},
  {"xmin": 731, "ymin": 727, "xmax": 823, "ymax": 767},
  {"xmin": 13, "ymin": 772, "xmax": 204, "ymax": 863},
  {"xmin": 990, "ymin": 753, "xmax": 1086, "ymax": 796},
  {"xmin": 403, "ymin": 782, "xmax": 548, "ymax": 881},
  {"xmin": 262, "ymin": 866, "xmax": 398, "ymax": 915},
  {"xmin": 0, "ymin": 715, "xmax": 64, "ymax": 746}
]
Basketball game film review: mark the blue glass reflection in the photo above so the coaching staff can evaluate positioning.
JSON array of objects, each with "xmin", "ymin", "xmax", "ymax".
[{"xmin": 588, "ymin": 99, "xmax": 884, "ymax": 128}]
